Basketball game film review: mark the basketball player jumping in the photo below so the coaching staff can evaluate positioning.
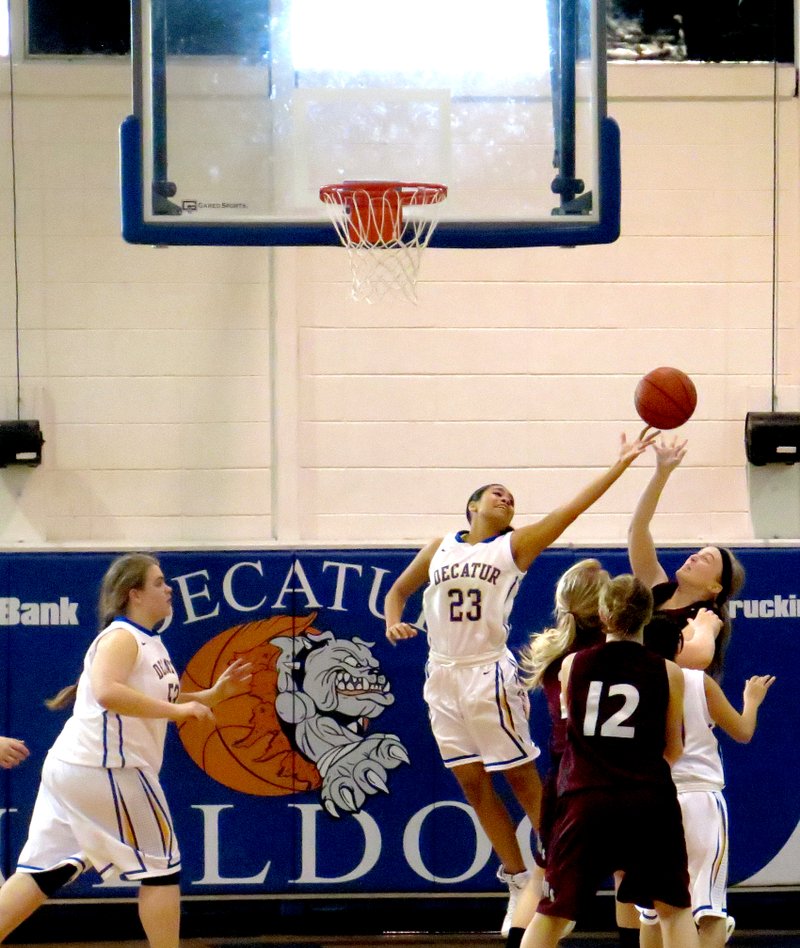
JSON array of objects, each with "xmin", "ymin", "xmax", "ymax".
[{"xmin": 384, "ymin": 429, "xmax": 656, "ymax": 935}]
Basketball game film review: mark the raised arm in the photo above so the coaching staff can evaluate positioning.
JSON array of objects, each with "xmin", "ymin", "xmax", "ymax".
[
  {"xmin": 664, "ymin": 660, "xmax": 686, "ymax": 765},
  {"xmin": 510, "ymin": 429, "xmax": 657, "ymax": 573},
  {"xmin": 704, "ymin": 673, "xmax": 775, "ymax": 743},
  {"xmin": 384, "ymin": 538, "xmax": 440, "ymax": 643},
  {"xmin": 627, "ymin": 435, "xmax": 687, "ymax": 587}
]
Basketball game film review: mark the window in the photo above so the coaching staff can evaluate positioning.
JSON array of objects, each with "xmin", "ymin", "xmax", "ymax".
[
  {"xmin": 22, "ymin": 0, "xmax": 797, "ymax": 63},
  {"xmin": 608, "ymin": 0, "xmax": 794, "ymax": 63}
]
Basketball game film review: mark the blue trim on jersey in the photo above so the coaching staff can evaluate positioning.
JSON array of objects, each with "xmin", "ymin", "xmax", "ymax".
[
  {"xmin": 110, "ymin": 614, "xmax": 158, "ymax": 637},
  {"xmin": 116, "ymin": 714, "xmax": 125, "ymax": 767},
  {"xmin": 101, "ymin": 711, "xmax": 125, "ymax": 768},
  {"xmin": 455, "ymin": 530, "xmax": 507, "ymax": 546}
]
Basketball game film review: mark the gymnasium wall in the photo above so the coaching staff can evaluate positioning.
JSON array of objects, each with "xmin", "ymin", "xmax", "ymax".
[{"xmin": 0, "ymin": 61, "xmax": 799, "ymax": 548}]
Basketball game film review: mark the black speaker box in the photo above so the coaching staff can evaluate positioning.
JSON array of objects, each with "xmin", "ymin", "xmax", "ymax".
[
  {"xmin": 745, "ymin": 412, "xmax": 800, "ymax": 465},
  {"xmin": 0, "ymin": 420, "xmax": 45, "ymax": 467}
]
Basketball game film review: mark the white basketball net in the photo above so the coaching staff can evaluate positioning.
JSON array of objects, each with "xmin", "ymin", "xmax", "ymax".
[{"xmin": 320, "ymin": 183, "xmax": 447, "ymax": 304}]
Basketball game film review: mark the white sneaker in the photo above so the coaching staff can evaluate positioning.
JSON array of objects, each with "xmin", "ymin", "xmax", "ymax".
[
  {"xmin": 497, "ymin": 866, "xmax": 532, "ymax": 936},
  {"xmin": 725, "ymin": 915, "xmax": 736, "ymax": 943}
]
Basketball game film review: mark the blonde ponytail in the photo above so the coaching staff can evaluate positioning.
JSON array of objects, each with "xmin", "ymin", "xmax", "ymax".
[{"xmin": 520, "ymin": 559, "xmax": 609, "ymax": 689}]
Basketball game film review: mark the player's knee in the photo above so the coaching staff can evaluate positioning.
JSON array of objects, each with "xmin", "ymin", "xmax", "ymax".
[{"xmin": 30, "ymin": 863, "xmax": 80, "ymax": 896}]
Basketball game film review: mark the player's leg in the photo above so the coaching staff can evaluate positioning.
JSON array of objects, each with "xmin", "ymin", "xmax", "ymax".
[
  {"xmin": 138, "ymin": 879, "xmax": 180, "ymax": 948},
  {"xmin": 615, "ymin": 881, "xmax": 641, "ymax": 947},
  {"xmin": 504, "ymin": 760, "xmax": 543, "ymax": 831},
  {"xmin": 680, "ymin": 791, "xmax": 729, "ymax": 948},
  {"xmin": 520, "ymin": 912, "xmax": 574, "ymax": 948},
  {"xmin": 452, "ymin": 761, "xmax": 530, "ymax": 935},
  {"xmin": 452, "ymin": 761, "xmax": 527, "ymax": 873},
  {"xmin": 697, "ymin": 915, "xmax": 727, "ymax": 948},
  {"xmin": 0, "ymin": 873, "xmax": 48, "ymax": 941},
  {"xmin": 654, "ymin": 901, "xmax": 700, "ymax": 948},
  {"xmin": 638, "ymin": 908, "xmax": 664, "ymax": 948},
  {"xmin": 505, "ymin": 865, "xmax": 544, "ymax": 948},
  {"xmin": 0, "ymin": 759, "xmax": 84, "ymax": 941},
  {"xmin": 500, "ymin": 762, "xmax": 542, "ymax": 936}
]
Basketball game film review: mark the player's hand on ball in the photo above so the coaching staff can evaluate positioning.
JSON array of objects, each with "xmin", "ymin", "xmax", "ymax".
[{"xmin": 619, "ymin": 428, "xmax": 659, "ymax": 465}]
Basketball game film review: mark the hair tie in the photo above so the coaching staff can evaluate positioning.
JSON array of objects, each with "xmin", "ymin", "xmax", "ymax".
[{"xmin": 716, "ymin": 547, "xmax": 733, "ymax": 603}]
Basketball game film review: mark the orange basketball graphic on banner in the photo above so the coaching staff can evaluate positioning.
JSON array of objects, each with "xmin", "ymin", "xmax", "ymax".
[{"xmin": 179, "ymin": 614, "xmax": 322, "ymax": 796}]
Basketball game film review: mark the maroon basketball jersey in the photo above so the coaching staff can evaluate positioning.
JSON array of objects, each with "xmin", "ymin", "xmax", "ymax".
[
  {"xmin": 557, "ymin": 639, "xmax": 672, "ymax": 795},
  {"xmin": 542, "ymin": 624, "xmax": 605, "ymax": 761}
]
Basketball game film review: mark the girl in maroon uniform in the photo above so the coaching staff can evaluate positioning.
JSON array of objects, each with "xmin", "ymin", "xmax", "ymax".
[
  {"xmin": 628, "ymin": 436, "xmax": 745, "ymax": 679},
  {"xmin": 503, "ymin": 559, "xmax": 608, "ymax": 947},
  {"xmin": 521, "ymin": 575, "xmax": 698, "ymax": 948}
]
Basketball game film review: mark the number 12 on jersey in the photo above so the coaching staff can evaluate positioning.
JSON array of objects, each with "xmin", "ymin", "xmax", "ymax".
[{"xmin": 582, "ymin": 681, "xmax": 639, "ymax": 738}]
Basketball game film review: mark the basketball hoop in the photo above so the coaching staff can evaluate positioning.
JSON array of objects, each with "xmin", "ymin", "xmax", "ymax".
[{"xmin": 319, "ymin": 181, "xmax": 448, "ymax": 303}]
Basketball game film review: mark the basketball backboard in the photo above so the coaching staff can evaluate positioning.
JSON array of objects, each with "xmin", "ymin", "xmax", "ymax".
[{"xmin": 121, "ymin": 0, "xmax": 619, "ymax": 248}]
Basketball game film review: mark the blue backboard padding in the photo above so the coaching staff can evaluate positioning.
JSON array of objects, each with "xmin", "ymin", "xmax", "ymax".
[{"xmin": 120, "ymin": 115, "xmax": 621, "ymax": 249}]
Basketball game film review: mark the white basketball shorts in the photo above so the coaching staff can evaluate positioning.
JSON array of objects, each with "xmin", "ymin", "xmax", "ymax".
[
  {"xmin": 423, "ymin": 651, "xmax": 540, "ymax": 772},
  {"xmin": 639, "ymin": 788, "xmax": 729, "ymax": 926},
  {"xmin": 17, "ymin": 754, "xmax": 181, "ymax": 883}
]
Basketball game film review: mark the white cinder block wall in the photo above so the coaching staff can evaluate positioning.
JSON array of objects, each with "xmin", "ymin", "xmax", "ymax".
[{"xmin": 0, "ymin": 60, "xmax": 798, "ymax": 549}]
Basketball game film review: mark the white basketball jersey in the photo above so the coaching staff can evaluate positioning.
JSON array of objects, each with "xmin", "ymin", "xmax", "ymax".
[
  {"xmin": 672, "ymin": 668, "xmax": 724, "ymax": 791},
  {"xmin": 50, "ymin": 618, "xmax": 180, "ymax": 773},
  {"xmin": 422, "ymin": 530, "xmax": 525, "ymax": 660}
]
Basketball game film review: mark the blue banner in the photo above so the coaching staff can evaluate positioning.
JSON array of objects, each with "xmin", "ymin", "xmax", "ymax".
[{"xmin": 1, "ymin": 547, "xmax": 797, "ymax": 897}]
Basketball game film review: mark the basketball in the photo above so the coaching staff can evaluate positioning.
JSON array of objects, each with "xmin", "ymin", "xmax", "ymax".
[{"xmin": 634, "ymin": 367, "xmax": 697, "ymax": 430}]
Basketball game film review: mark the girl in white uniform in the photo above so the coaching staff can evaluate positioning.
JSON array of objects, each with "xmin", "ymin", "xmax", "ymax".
[
  {"xmin": 639, "ymin": 625, "xmax": 774, "ymax": 948},
  {"xmin": 385, "ymin": 430, "xmax": 656, "ymax": 935},
  {"xmin": 0, "ymin": 553, "xmax": 251, "ymax": 948}
]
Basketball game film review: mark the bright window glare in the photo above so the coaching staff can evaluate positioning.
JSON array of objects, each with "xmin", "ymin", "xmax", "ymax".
[{"xmin": 290, "ymin": 0, "xmax": 550, "ymax": 76}]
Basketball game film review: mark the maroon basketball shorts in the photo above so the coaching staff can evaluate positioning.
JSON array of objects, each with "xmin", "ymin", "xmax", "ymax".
[{"xmin": 537, "ymin": 784, "xmax": 690, "ymax": 921}]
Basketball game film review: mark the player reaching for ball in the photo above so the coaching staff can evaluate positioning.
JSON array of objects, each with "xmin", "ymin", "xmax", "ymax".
[
  {"xmin": 0, "ymin": 553, "xmax": 252, "ymax": 948},
  {"xmin": 384, "ymin": 429, "xmax": 657, "ymax": 936},
  {"xmin": 628, "ymin": 436, "xmax": 745, "ymax": 679}
]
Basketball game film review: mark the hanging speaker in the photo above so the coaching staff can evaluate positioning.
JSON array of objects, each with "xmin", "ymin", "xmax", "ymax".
[
  {"xmin": 0, "ymin": 420, "xmax": 45, "ymax": 467},
  {"xmin": 745, "ymin": 412, "xmax": 800, "ymax": 466}
]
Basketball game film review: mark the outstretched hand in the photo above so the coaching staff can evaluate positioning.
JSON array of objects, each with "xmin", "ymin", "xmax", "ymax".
[
  {"xmin": 743, "ymin": 674, "xmax": 775, "ymax": 708},
  {"xmin": 211, "ymin": 658, "xmax": 254, "ymax": 704},
  {"xmin": 652, "ymin": 434, "xmax": 688, "ymax": 473},
  {"xmin": 619, "ymin": 427, "xmax": 660, "ymax": 466}
]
